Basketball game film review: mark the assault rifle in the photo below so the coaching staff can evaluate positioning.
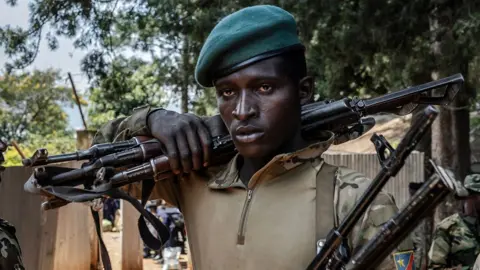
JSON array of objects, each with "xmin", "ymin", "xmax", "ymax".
[{"xmin": 23, "ymin": 74, "xmax": 463, "ymax": 187}]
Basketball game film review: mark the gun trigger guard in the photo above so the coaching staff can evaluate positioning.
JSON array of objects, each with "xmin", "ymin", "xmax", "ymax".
[{"xmin": 371, "ymin": 134, "xmax": 394, "ymax": 166}]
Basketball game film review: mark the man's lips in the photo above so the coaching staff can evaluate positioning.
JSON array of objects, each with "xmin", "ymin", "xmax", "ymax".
[{"xmin": 233, "ymin": 125, "xmax": 265, "ymax": 143}]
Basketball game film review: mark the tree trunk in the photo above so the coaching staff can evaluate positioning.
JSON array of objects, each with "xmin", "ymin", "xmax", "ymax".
[
  {"xmin": 181, "ymin": 34, "xmax": 190, "ymax": 113},
  {"xmin": 430, "ymin": 0, "xmax": 471, "ymax": 232},
  {"xmin": 410, "ymin": 76, "xmax": 433, "ymax": 270}
]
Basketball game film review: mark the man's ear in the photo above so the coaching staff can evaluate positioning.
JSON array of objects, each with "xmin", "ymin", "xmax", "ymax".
[{"xmin": 298, "ymin": 76, "xmax": 314, "ymax": 105}]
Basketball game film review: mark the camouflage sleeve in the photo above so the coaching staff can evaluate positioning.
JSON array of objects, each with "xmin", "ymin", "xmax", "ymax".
[
  {"xmin": 0, "ymin": 219, "xmax": 25, "ymax": 270},
  {"xmin": 335, "ymin": 167, "xmax": 415, "ymax": 270},
  {"xmin": 91, "ymin": 105, "xmax": 158, "ymax": 145},
  {"xmin": 427, "ymin": 219, "xmax": 454, "ymax": 270},
  {"xmin": 91, "ymin": 106, "xmax": 214, "ymax": 145}
]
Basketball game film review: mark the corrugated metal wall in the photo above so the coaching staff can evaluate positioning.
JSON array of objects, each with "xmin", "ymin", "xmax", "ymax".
[{"xmin": 323, "ymin": 150, "xmax": 424, "ymax": 208}]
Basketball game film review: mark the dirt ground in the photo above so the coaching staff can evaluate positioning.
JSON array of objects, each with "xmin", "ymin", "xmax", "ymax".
[{"xmin": 103, "ymin": 231, "xmax": 163, "ymax": 270}]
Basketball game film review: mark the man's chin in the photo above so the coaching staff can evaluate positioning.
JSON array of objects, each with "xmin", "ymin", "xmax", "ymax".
[{"xmin": 235, "ymin": 144, "xmax": 271, "ymax": 160}]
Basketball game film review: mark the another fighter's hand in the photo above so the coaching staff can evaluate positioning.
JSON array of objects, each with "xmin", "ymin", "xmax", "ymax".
[{"xmin": 147, "ymin": 109, "xmax": 212, "ymax": 174}]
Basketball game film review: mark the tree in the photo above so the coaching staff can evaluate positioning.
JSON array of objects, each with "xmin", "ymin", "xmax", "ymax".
[
  {"xmin": 3, "ymin": 132, "xmax": 76, "ymax": 166},
  {"xmin": 86, "ymin": 56, "xmax": 170, "ymax": 129},
  {"xmin": 0, "ymin": 69, "xmax": 78, "ymax": 142}
]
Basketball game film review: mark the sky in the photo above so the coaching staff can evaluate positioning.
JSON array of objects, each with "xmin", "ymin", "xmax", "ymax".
[
  {"xmin": 0, "ymin": 1, "xmax": 90, "ymax": 130},
  {"xmin": 0, "ymin": 1, "xmax": 185, "ymax": 132}
]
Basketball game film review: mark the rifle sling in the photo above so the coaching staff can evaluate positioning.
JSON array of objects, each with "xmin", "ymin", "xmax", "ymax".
[
  {"xmin": 41, "ymin": 183, "xmax": 170, "ymax": 270},
  {"xmin": 316, "ymin": 161, "xmax": 338, "ymax": 244}
]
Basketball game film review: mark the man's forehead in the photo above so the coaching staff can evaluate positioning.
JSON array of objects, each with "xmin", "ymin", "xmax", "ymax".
[{"xmin": 214, "ymin": 56, "xmax": 284, "ymax": 85}]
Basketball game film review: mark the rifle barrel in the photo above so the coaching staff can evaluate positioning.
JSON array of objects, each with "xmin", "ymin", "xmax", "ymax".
[
  {"xmin": 22, "ymin": 138, "xmax": 142, "ymax": 167},
  {"xmin": 46, "ymin": 140, "xmax": 163, "ymax": 186}
]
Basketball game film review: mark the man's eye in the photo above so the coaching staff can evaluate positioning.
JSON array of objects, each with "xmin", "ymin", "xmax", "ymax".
[
  {"xmin": 222, "ymin": 90, "xmax": 234, "ymax": 97},
  {"xmin": 258, "ymin": 84, "xmax": 272, "ymax": 92}
]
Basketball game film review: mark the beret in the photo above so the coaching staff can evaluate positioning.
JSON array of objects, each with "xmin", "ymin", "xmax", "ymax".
[
  {"xmin": 464, "ymin": 174, "xmax": 480, "ymax": 193},
  {"xmin": 195, "ymin": 5, "xmax": 304, "ymax": 88}
]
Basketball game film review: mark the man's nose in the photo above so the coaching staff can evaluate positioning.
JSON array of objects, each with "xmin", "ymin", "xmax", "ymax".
[{"xmin": 232, "ymin": 90, "xmax": 257, "ymax": 121}]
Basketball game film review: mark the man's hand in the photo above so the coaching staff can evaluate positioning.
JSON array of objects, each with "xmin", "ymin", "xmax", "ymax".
[{"xmin": 147, "ymin": 109, "xmax": 212, "ymax": 174}]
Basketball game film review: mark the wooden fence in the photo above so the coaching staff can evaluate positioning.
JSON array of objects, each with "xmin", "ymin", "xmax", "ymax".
[
  {"xmin": 0, "ymin": 149, "xmax": 424, "ymax": 270},
  {"xmin": 0, "ymin": 161, "xmax": 97, "ymax": 270}
]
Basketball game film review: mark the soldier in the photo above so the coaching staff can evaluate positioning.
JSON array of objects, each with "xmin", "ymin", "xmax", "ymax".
[
  {"xmin": 0, "ymin": 140, "xmax": 25, "ymax": 270},
  {"xmin": 92, "ymin": 5, "xmax": 414, "ymax": 269},
  {"xmin": 428, "ymin": 174, "xmax": 480, "ymax": 270}
]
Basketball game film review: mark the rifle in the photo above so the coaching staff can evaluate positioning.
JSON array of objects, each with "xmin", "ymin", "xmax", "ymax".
[
  {"xmin": 345, "ymin": 160, "xmax": 469, "ymax": 270},
  {"xmin": 23, "ymin": 74, "xmax": 463, "ymax": 187},
  {"xmin": 306, "ymin": 105, "xmax": 438, "ymax": 270}
]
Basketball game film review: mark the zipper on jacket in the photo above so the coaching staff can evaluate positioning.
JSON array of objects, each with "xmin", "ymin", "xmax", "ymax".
[{"xmin": 237, "ymin": 188, "xmax": 254, "ymax": 245}]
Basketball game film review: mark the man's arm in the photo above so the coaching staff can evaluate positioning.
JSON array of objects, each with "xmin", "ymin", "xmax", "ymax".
[
  {"xmin": 91, "ymin": 105, "xmax": 158, "ymax": 144},
  {"xmin": 427, "ymin": 224, "xmax": 455, "ymax": 270},
  {"xmin": 335, "ymin": 167, "xmax": 415, "ymax": 270}
]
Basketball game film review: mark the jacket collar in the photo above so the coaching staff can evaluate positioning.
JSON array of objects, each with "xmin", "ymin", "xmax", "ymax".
[{"xmin": 207, "ymin": 130, "xmax": 335, "ymax": 190}]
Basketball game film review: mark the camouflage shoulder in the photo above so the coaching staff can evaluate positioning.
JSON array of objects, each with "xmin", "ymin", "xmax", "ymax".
[
  {"xmin": 334, "ymin": 166, "xmax": 397, "ymax": 221},
  {"xmin": 0, "ymin": 218, "xmax": 16, "ymax": 236},
  {"xmin": 435, "ymin": 213, "xmax": 462, "ymax": 231},
  {"xmin": 335, "ymin": 166, "xmax": 396, "ymax": 202},
  {"xmin": 0, "ymin": 218, "xmax": 24, "ymax": 269},
  {"xmin": 92, "ymin": 117, "xmax": 127, "ymax": 145},
  {"xmin": 335, "ymin": 166, "xmax": 372, "ymax": 193}
]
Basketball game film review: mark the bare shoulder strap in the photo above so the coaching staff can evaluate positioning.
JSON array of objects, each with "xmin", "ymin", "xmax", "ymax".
[{"xmin": 316, "ymin": 161, "xmax": 339, "ymax": 243}]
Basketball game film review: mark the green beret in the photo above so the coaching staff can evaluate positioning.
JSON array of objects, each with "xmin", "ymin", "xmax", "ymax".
[
  {"xmin": 464, "ymin": 174, "xmax": 480, "ymax": 193},
  {"xmin": 195, "ymin": 5, "xmax": 304, "ymax": 88}
]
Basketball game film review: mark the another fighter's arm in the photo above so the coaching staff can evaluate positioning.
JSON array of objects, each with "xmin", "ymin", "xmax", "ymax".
[
  {"xmin": 427, "ymin": 227, "xmax": 463, "ymax": 270},
  {"xmin": 336, "ymin": 167, "xmax": 415, "ymax": 270}
]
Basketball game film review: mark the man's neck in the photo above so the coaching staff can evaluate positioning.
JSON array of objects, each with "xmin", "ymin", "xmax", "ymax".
[{"xmin": 238, "ymin": 131, "xmax": 309, "ymax": 186}]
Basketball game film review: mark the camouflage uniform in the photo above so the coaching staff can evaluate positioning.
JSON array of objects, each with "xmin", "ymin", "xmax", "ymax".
[
  {"xmin": 0, "ymin": 140, "xmax": 24, "ymax": 270},
  {"xmin": 0, "ymin": 218, "xmax": 24, "ymax": 270},
  {"xmin": 428, "ymin": 174, "xmax": 480, "ymax": 270}
]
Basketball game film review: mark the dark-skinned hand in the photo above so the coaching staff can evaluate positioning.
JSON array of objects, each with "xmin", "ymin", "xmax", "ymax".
[{"xmin": 147, "ymin": 109, "xmax": 212, "ymax": 174}]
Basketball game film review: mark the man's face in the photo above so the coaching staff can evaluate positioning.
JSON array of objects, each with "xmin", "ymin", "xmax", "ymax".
[{"xmin": 214, "ymin": 56, "xmax": 309, "ymax": 158}]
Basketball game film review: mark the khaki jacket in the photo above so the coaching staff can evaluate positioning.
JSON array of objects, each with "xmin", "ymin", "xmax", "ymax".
[{"xmin": 93, "ymin": 106, "xmax": 414, "ymax": 270}]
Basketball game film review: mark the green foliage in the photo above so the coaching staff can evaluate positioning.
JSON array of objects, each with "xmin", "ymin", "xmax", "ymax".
[
  {"xmin": 3, "ymin": 132, "xmax": 76, "ymax": 166},
  {"xmin": 1, "ymin": 0, "xmax": 480, "ymax": 120},
  {"xmin": 0, "ymin": 69, "xmax": 76, "ymax": 142},
  {"xmin": 86, "ymin": 56, "xmax": 170, "ymax": 129}
]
